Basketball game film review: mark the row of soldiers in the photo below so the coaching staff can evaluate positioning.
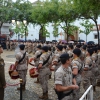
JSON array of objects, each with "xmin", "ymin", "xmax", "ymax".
[
  {"xmin": 6, "ymin": 40, "xmax": 56, "ymax": 53},
  {"xmin": 29, "ymin": 42, "xmax": 100, "ymax": 100}
]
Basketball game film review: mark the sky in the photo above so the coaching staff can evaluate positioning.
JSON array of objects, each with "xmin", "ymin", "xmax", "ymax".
[{"xmin": 13, "ymin": 0, "xmax": 38, "ymax": 3}]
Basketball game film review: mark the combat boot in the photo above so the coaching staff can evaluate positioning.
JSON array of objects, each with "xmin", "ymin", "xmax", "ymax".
[{"xmin": 39, "ymin": 92, "xmax": 48, "ymax": 100}]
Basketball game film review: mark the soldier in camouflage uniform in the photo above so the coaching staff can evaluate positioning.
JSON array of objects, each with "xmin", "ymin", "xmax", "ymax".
[
  {"xmin": 32, "ymin": 45, "xmax": 42, "ymax": 83},
  {"xmin": 97, "ymin": 46, "xmax": 100, "ymax": 86},
  {"xmin": 71, "ymin": 48, "xmax": 82, "ymax": 100},
  {"xmin": 67, "ymin": 44, "xmax": 73, "ymax": 58},
  {"xmin": 10, "ymin": 40, "xmax": 13, "ymax": 51},
  {"xmin": 0, "ymin": 45, "xmax": 6, "ymax": 100},
  {"xmin": 6, "ymin": 40, "xmax": 9, "ymax": 50},
  {"xmin": 91, "ymin": 47, "xmax": 98, "ymax": 91},
  {"xmin": 55, "ymin": 53, "xmax": 79, "ymax": 100},
  {"xmin": 14, "ymin": 44, "xmax": 29, "ymax": 90},
  {"xmin": 38, "ymin": 46, "xmax": 51, "ymax": 99},
  {"xmin": 82, "ymin": 49, "xmax": 93, "ymax": 90},
  {"xmin": 52, "ymin": 45, "xmax": 63, "ymax": 72}
]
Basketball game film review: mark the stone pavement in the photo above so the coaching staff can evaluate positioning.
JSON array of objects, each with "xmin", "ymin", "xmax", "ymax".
[{"xmin": 2, "ymin": 50, "xmax": 100, "ymax": 100}]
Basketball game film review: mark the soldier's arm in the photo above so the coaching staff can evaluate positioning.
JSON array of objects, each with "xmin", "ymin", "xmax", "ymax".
[
  {"xmin": 84, "ymin": 59, "xmax": 90, "ymax": 71},
  {"xmin": 38, "ymin": 55, "xmax": 44, "ymax": 69},
  {"xmin": 0, "ymin": 65, "xmax": 6, "ymax": 87},
  {"xmin": 72, "ymin": 63, "xmax": 78, "ymax": 75},
  {"xmin": 55, "ymin": 72, "xmax": 78, "ymax": 91}
]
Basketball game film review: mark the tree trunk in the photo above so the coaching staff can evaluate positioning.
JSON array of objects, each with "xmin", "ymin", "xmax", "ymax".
[
  {"xmin": 86, "ymin": 35, "xmax": 87, "ymax": 43},
  {"xmin": 94, "ymin": 20, "xmax": 99, "ymax": 45},
  {"xmin": 39, "ymin": 25, "xmax": 46, "ymax": 41}
]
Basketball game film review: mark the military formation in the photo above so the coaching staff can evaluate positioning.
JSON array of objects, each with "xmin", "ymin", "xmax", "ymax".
[{"xmin": 1, "ymin": 40, "xmax": 100, "ymax": 100}]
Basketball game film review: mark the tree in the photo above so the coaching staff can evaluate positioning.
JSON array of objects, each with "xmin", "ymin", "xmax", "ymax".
[
  {"xmin": 73, "ymin": 0, "xmax": 100, "ymax": 44},
  {"xmin": 80, "ymin": 20, "xmax": 93, "ymax": 42},
  {"xmin": 52, "ymin": 22, "xmax": 59, "ymax": 40},
  {"xmin": 0, "ymin": 0, "xmax": 13, "ymax": 37}
]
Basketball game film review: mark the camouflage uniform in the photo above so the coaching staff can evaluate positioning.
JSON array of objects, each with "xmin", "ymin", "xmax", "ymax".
[
  {"xmin": 55, "ymin": 66, "xmax": 73, "ymax": 100},
  {"xmin": 16, "ymin": 50, "xmax": 28, "ymax": 86},
  {"xmin": 83, "ymin": 56, "xmax": 92, "ymax": 90},
  {"xmin": 97, "ymin": 52, "xmax": 100, "ymax": 83},
  {"xmin": 10, "ymin": 41, "xmax": 13, "ymax": 51},
  {"xmin": 38, "ymin": 52, "xmax": 51, "ymax": 94},
  {"xmin": 91, "ymin": 53, "xmax": 98, "ymax": 87},
  {"xmin": 6, "ymin": 41, "xmax": 9, "ymax": 50},
  {"xmin": 52, "ymin": 51, "xmax": 63, "ymax": 71},
  {"xmin": 0, "ymin": 56, "xmax": 6, "ymax": 100},
  {"xmin": 33, "ymin": 49, "xmax": 42, "ymax": 67},
  {"xmin": 71, "ymin": 58, "xmax": 82, "ymax": 100}
]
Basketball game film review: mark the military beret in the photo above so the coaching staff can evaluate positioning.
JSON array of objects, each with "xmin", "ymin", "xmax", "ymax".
[
  {"xmin": 87, "ymin": 49, "xmax": 93, "ymax": 56},
  {"xmin": 37, "ymin": 45, "xmax": 41, "ymax": 49},
  {"xmin": 56, "ymin": 45, "xmax": 63, "ymax": 51},
  {"xmin": 19, "ymin": 44, "xmax": 25, "ymax": 50},
  {"xmin": 73, "ymin": 48, "xmax": 81, "ymax": 57},
  {"xmin": 41, "ymin": 46, "xmax": 48, "ymax": 52},
  {"xmin": 60, "ymin": 53, "xmax": 70, "ymax": 59},
  {"xmin": 76, "ymin": 44, "xmax": 81, "ymax": 48}
]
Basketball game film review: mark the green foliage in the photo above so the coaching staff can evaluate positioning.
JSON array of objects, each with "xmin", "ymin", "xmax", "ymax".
[
  {"xmin": 52, "ymin": 22, "xmax": 59, "ymax": 39},
  {"xmin": 80, "ymin": 20, "xmax": 93, "ymax": 42},
  {"xmin": 13, "ymin": 22, "xmax": 28, "ymax": 36}
]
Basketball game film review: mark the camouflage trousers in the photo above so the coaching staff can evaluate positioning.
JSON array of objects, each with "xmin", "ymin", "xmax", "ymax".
[
  {"xmin": 18, "ymin": 70, "xmax": 27, "ymax": 85},
  {"xmin": 82, "ymin": 70, "xmax": 92, "ymax": 90},
  {"xmin": 38, "ymin": 67, "xmax": 51, "ymax": 93},
  {"xmin": 73, "ymin": 75, "xmax": 82, "ymax": 100}
]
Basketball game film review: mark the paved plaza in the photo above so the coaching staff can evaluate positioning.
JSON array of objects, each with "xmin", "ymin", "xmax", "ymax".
[{"xmin": 2, "ymin": 50, "xmax": 100, "ymax": 100}]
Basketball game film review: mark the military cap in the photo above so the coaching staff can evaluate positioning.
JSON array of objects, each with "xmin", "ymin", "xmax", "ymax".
[
  {"xmin": 82, "ymin": 45, "xmax": 87, "ymax": 50},
  {"xmin": 19, "ymin": 44, "xmax": 25, "ymax": 50},
  {"xmin": 41, "ymin": 46, "xmax": 48, "ymax": 52},
  {"xmin": 68, "ymin": 44, "xmax": 73, "ymax": 49},
  {"xmin": 37, "ymin": 45, "xmax": 41, "ymax": 49},
  {"xmin": 56, "ymin": 45, "xmax": 63, "ymax": 51},
  {"xmin": 76, "ymin": 44, "xmax": 81, "ymax": 48},
  {"xmin": 60, "ymin": 53, "xmax": 70, "ymax": 59},
  {"xmin": 73, "ymin": 48, "xmax": 81, "ymax": 57}
]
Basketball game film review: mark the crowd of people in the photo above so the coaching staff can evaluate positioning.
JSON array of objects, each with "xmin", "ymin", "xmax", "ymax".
[{"xmin": 0, "ymin": 40, "xmax": 100, "ymax": 100}]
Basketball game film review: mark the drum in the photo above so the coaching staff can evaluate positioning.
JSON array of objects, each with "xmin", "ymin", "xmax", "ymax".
[
  {"xmin": 9, "ymin": 64, "xmax": 19, "ymax": 79},
  {"xmin": 29, "ymin": 58, "xmax": 35, "ymax": 66},
  {"xmin": 29, "ymin": 67, "xmax": 38, "ymax": 78}
]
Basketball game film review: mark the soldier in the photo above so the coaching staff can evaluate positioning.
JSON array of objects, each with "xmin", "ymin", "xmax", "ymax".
[
  {"xmin": 38, "ymin": 46, "xmax": 51, "ymax": 99},
  {"xmin": 31, "ymin": 45, "xmax": 42, "ymax": 83},
  {"xmin": 91, "ymin": 47, "xmax": 98, "ymax": 91},
  {"xmin": 52, "ymin": 45, "xmax": 63, "ymax": 71},
  {"xmin": 82, "ymin": 49, "xmax": 93, "ymax": 90},
  {"xmin": 14, "ymin": 44, "xmax": 29, "ymax": 90},
  {"xmin": 10, "ymin": 40, "xmax": 13, "ymax": 51},
  {"xmin": 67, "ymin": 44, "xmax": 73, "ymax": 58},
  {"xmin": 6, "ymin": 40, "xmax": 9, "ymax": 50},
  {"xmin": 55, "ymin": 53, "xmax": 79, "ymax": 100},
  {"xmin": 71, "ymin": 48, "xmax": 82, "ymax": 100},
  {"xmin": 0, "ymin": 45, "xmax": 6, "ymax": 100},
  {"xmin": 97, "ymin": 46, "xmax": 100, "ymax": 86}
]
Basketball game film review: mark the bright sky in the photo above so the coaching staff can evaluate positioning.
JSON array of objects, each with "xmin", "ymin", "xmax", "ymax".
[{"xmin": 13, "ymin": 0, "xmax": 38, "ymax": 3}]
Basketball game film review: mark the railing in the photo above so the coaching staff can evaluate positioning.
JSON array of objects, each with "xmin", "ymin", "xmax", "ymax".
[{"xmin": 79, "ymin": 85, "xmax": 93, "ymax": 100}]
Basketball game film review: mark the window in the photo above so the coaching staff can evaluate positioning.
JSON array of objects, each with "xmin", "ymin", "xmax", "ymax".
[{"xmin": 94, "ymin": 34, "xmax": 98, "ymax": 39}]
